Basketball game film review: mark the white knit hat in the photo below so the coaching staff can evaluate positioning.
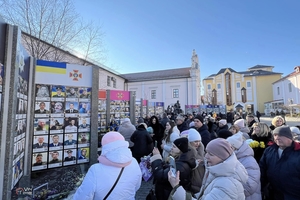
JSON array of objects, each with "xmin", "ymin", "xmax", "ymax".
[
  {"xmin": 188, "ymin": 128, "xmax": 202, "ymax": 142},
  {"xmin": 234, "ymin": 119, "xmax": 245, "ymax": 128},
  {"xmin": 219, "ymin": 119, "xmax": 227, "ymax": 126},
  {"xmin": 290, "ymin": 127, "xmax": 300, "ymax": 135},
  {"xmin": 227, "ymin": 133, "xmax": 243, "ymax": 149}
]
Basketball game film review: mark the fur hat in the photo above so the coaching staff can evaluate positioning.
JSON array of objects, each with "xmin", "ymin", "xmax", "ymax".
[
  {"xmin": 194, "ymin": 115, "xmax": 204, "ymax": 123},
  {"xmin": 206, "ymin": 138, "xmax": 233, "ymax": 161},
  {"xmin": 188, "ymin": 128, "xmax": 202, "ymax": 142},
  {"xmin": 218, "ymin": 130, "xmax": 233, "ymax": 139},
  {"xmin": 234, "ymin": 119, "xmax": 245, "ymax": 128},
  {"xmin": 227, "ymin": 134, "xmax": 243, "ymax": 149},
  {"xmin": 219, "ymin": 119, "xmax": 227, "ymax": 126},
  {"xmin": 273, "ymin": 126, "xmax": 293, "ymax": 140},
  {"xmin": 98, "ymin": 131, "xmax": 132, "ymax": 167},
  {"xmin": 173, "ymin": 137, "xmax": 189, "ymax": 153},
  {"xmin": 290, "ymin": 127, "xmax": 300, "ymax": 135}
]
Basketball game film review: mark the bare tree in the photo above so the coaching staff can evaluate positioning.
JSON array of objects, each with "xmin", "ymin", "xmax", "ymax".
[{"xmin": 0, "ymin": 0, "xmax": 106, "ymax": 63}]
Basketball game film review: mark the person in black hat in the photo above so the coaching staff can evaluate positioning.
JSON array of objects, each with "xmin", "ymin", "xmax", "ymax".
[
  {"xmin": 150, "ymin": 137, "xmax": 196, "ymax": 199},
  {"xmin": 260, "ymin": 126, "xmax": 300, "ymax": 199},
  {"xmin": 193, "ymin": 115, "xmax": 211, "ymax": 147},
  {"xmin": 64, "ymin": 149, "xmax": 76, "ymax": 161}
]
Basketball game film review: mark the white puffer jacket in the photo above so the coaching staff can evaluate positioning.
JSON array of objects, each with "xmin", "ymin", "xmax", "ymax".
[{"xmin": 171, "ymin": 153, "xmax": 248, "ymax": 200}]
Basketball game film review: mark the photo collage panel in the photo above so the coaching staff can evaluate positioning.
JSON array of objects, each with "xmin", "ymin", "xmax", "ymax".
[{"xmin": 32, "ymin": 84, "xmax": 91, "ymax": 171}]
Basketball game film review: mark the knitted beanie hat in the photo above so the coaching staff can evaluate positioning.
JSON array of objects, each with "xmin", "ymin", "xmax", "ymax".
[
  {"xmin": 273, "ymin": 126, "xmax": 293, "ymax": 140},
  {"xmin": 98, "ymin": 131, "xmax": 132, "ymax": 167},
  {"xmin": 219, "ymin": 119, "xmax": 227, "ymax": 126},
  {"xmin": 227, "ymin": 133, "xmax": 243, "ymax": 149},
  {"xmin": 194, "ymin": 115, "xmax": 204, "ymax": 123},
  {"xmin": 188, "ymin": 128, "xmax": 202, "ymax": 142},
  {"xmin": 234, "ymin": 119, "xmax": 245, "ymax": 128},
  {"xmin": 206, "ymin": 138, "xmax": 233, "ymax": 161},
  {"xmin": 173, "ymin": 137, "xmax": 189, "ymax": 153},
  {"xmin": 218, "ymin": 130, "xmax": 233, "ymax": 139}
]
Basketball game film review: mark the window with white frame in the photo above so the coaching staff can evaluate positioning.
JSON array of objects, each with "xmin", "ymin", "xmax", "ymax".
[
  {"xmin": 247, "ymin": 81, "xmax": 251, "ymax": 87},
  {"xmin": 173, "ymin": 89, "xmax": 179, "ymax": 98},
  {"xmin": 288, "ymin": 83, "xmax": 292, "ymax": 92},
  {"xmin": 207, "ymin": 84, "xmax": 211, "ymax": 90},
  {"xmin": 236, "ymin": 82, "xmax": 240, "ymax": 88},
  {"xmin": 112, "ymin": 78, "xmax": 116, "ymax": 88},
  {"xmin": 217, "ymin": 84, "xmax": 221, "ymax": 89},
  {"xmin": 277, "ymin": 87, "xmax": 280, "ymax": 95},
  {"xmin": 151, "ymin": 90, "xmax": 156, "ymax": 99},
  {"xmin": 107, "ymin": 76, "xmax": 111, "ymax": 86}
]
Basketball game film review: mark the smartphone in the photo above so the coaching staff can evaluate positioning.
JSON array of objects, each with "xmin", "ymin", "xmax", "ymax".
[
  {"xmin": 169, "ymin": 156, "xmax": 176, "ymax": 177},
  {"xmin": 154, "ymin": 141, "xmax": 157, "ymax": 148}
]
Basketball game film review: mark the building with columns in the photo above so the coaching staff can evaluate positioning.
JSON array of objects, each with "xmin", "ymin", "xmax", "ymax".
[
  {"xmin": 203, "ymin": 65, "xmax": 282, "ymax": 114},
  {"xmin": 121, "ymin": 50, "xmax": 201, "ymax": 110}
]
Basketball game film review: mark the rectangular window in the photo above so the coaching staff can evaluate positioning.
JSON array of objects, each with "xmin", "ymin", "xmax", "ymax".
[
  {"xmin": 151, "ymin": 90, "xmax": 156, "ymax": 99},
  {"xmin": 277, "ymin": 87, "xmax": 280, "ymax": 95},
  {"xmin": 289, "ymin": 83, "xmax": 292, "ymax": 92},
  {"xmin": 113, "ymin": 79, "xmax": 116, "ymax": 88},
  {"xmin": 217, "ymin": 84, "xmax": 221, "ymax": 89},
  {"xmin": 247, "ymin": 81, "xmax": 251, "ymax": 87},
  {"xmin": 173, "ymin": 89, "xmax": 179, "ymax": 98},
  {"xmin": 236, "ymin": 82, "xmax": 240, "ymax": 88},
  {"xmin": 207, "ymin": 84, "xmax": 211, "ymax": 90},
  {"xmin": 107, "ymin": 76, "xmax": 111, "ymax": 87},
  {"xmin": 132, "ymin": 91, "xmax": 136, "ymax": 97}
]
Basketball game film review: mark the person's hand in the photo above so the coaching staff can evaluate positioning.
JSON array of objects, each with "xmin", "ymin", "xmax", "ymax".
[
  {"xmin": 168, "ymin": 170, "xmax": 180, "ymax": 188},
  {"xmin": 152, "ymin": 147, "xmax": 160, "ymax": 155}
]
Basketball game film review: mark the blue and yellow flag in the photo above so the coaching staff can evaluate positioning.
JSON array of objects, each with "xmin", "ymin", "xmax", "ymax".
[{"xmin": 36, "ymin": 60, "xmax": 66, "ymax": 74}]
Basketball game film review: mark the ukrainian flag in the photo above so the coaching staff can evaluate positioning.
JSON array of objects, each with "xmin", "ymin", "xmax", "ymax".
[{"xmin": 36, "ymin": 60, "xmax": 66, "ymax": 74}]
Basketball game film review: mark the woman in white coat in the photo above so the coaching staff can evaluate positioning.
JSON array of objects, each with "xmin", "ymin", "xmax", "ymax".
[
  {"xmin": 73, "ymin": 131, "xmax": 142, "ymax": 200},
  {"xmin": 227, "ymin": 133, "xmax": 262, "ymax": 200},
  {"xmin": 168, "ymin": 138, "xmax": 248, "ymax": 200}
]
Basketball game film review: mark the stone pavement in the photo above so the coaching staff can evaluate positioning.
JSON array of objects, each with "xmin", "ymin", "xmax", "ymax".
[{"xmin": 135, "ymin": 179, "xmax": 153, "ymax": 200}]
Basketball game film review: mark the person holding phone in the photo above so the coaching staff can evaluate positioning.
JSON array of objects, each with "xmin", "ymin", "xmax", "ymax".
[
  {"xmin": 168, "ymin": 138, "xmax": 248, "ymax": 200},
  {"xmin": 150, "ymin": 137, "xmax": 196, "ymax": 200}
]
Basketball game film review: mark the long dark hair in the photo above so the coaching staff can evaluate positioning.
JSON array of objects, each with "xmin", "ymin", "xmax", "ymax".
[{"xmin": 164, "ymin": 120, "xmax": 176, "ymax": 143}]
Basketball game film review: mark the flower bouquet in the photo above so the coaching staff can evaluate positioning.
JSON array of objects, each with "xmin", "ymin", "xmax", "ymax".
[{"xmin": 247, "ymin": 139, "xmax": 265, "ymax": 148}]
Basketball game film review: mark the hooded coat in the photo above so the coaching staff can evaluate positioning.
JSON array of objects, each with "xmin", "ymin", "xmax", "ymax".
[
  {"xmin": 73, "ymin": 137, "xmax": 141, "ymax": 200},
  {"xmin": 234, "ymin": 141, "xmax": 262, "ymax": 200},
  {"xmin": 170, "ymin": 153, "xmax": 248, "ymax": 200},
  {"xmin": 118, "ymin": 119, "xmax": 136, "ymax": 147}
]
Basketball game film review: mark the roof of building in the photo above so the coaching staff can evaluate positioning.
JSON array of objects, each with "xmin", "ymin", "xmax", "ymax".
[
  {"xmin": 120, "ymin": 67, "xmax": 191, "ymax": 82},
  {"xmin": 248, "ymin": 65, "xmax": 274, "ymax": 70},
  {"xmin": 204, "ymin": 67, "xmax": 282, "ymax": 80},
  {"xmin": 272, "ymin": 67, "xmax": 300, "ymax": 84}
]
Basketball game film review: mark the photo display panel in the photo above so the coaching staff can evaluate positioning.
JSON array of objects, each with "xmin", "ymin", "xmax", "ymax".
[{"xmin": 32, "ymin": 60, "xmax": 92, "ymax": 171}]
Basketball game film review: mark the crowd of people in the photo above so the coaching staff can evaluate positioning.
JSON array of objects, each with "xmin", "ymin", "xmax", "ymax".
[{"xmin": 73, "ymin": 111, "xmax": 300, "ymax": 200}]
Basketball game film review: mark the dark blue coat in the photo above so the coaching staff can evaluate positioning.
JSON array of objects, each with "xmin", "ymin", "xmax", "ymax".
[{"xmin": 260, "ymin": 141, "xmax": 300, "ymax": 200}]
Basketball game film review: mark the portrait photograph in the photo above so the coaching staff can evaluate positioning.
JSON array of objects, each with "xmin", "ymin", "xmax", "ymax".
[
  {"xmin": 78, "ymin": 102, "xmax": 90, "ymax": 114},
  {"xmin": 77, "ymin": 147, "xmax": 89, "ymax": 163},
  {"xmin": 51, "ymin": 85, "xmax": 65, "ymax": 98},
  {"xmin": 78, "ymin": 132, "xmax": 90, "ymax": 147},
  {"xmin": 35, "ymin": 84, "xmax": 51, "ymax": 100},
  {"xmin": 79, "ymin": 87, "xmax": 91, "ymax": 99},
  {"xmin": 32, "ymin": 152, "xmax": 48, "ymax": 171},
  {"xmin": 78, "ymin": 117, "xmax": 90, "ymax": 132},
  {"xmin": 34, "ymin": 118, "xmax": 49, "ymax": 135},
  {"xmin": 34, "ymin": 101, "xmax": 50, "ymax": 115},
  {"xmin": 65, "ymin": 102, "xmax": 79, "ymax": 114},
  {"xmin": 64, "ymin": 133, "xmax": 77, "ymax": 147},
  {"xmin": 49, "ymin": 117, "xmax": 64, "ymax": 133},
  {"xmin": 64, "ymin": 117, "xmax": 78, "ymax": 133},
  {"xmin": 49, "ymin": 134, "xmax": 63, "ymax": 150},
  {"xmin": 63, "ymin": 149, "xmax": 77, "ymax": 166},
  {"xmin": 65, "ymin": 86, "xmax": 79, "ymax": 99},
  {"xmin": 32, "ymin": 135, "xmax": 48, "ymax": 152},
  {"xmin": 50, "ymin": 101, "xmax": 65, "ymax": 114},
  {"xmin": 48, "ymin": 150, "xmax": 63, "ymax": 168}
]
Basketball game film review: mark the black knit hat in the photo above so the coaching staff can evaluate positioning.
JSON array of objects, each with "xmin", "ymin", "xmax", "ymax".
[
  {"xmin": 173, "ymin": 137, "xmax": 189, "ymax": 153},
  {"xmin": 194, "ymin": 115, "xmax": 204, "ymax": 123},
  {"xmin": 218, "ymin": 130, "xmax": 233, "ymax": 139}
]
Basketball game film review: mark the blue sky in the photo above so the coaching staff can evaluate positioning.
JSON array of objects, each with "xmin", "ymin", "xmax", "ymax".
[{"xmin": 74, "ymin": 0, "xmax": 300, "ymax": 79}]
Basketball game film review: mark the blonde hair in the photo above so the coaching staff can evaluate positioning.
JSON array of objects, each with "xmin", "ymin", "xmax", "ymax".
[
  {"xmin": 252, "ymin": 122, "xmax": 270, "ymax": 137},
  {"xmin": 271, "ymin": 116, "xmax": 285, "ymax": 127},
  {"xmin": 229, "ymin": 124, "xmax": 240, "ymax": 133}
]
